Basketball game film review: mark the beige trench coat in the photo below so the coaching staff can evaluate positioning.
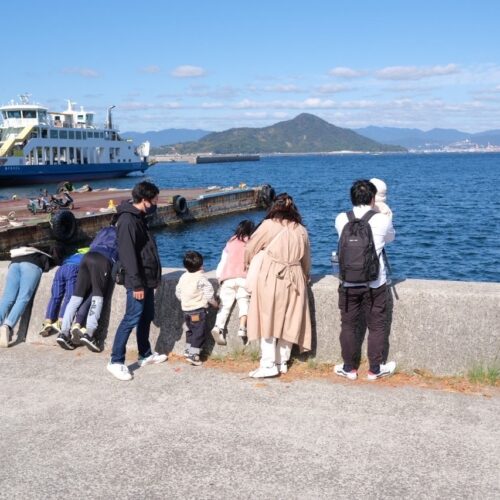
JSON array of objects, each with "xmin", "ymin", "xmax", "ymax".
[{"xmin": 244, "ymin": 219, "xmax": 312, "ymax": 352}]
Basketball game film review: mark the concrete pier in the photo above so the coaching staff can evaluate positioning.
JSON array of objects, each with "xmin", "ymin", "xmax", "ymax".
[
  {"xmin": 1, "ymin": 263, "xmax": 498, "ymax": 377},
  {"xmin": 0, "ymin": 185, "xmax": 270, "ymax": 259}
]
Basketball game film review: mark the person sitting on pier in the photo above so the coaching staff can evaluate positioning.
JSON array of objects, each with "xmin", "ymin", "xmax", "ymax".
[
  {"xmin": 0, "ymin": 245, "xmax": 62, "ymax": 348},
  {"xmin": 176, "ymin": 251, "xmax": 219, "ymax": 366},
  {"xmin": 56, "ymin": 226, "xmax": 118, "ymax": 353},
  {"xmin": 212, "ymin": 220, "xmax": 255, "ymax": 346},
  {"xmin": 39, "ymin": 247, "xmax": 90, "ymax": 337}
]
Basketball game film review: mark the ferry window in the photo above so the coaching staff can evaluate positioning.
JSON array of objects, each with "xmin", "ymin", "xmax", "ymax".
[
  {"xmin": 86, "ymin": 115, "xmax": 93, "ymax": 125},
  {"xmin": 75, "ymin": 131, "xmax": 82, "ymax": 140},
  {"xmin": 81, "ymin": 132, "xmax": 87, "ymax": 140},
  {"xmin": 59, "ymin": 130, "xmax": 67, "ymax": 139},
  {"xmin": 7, "ymin": 110, "xmax": 22, "ymax": 118},
  {"xmin": 87, "ymin": 131, "xmax": 93, "ymax": 138},
  {"xmin": 68, "ymin": 131, "xmax": 75, "ymax": 139},
  {"xmin": 41, "ymin": 128, "xmax": 48, "ymax": 138},
  {"xmin": 22, "ymin": 110, "xmax": 37, "ymax": 118},
  {"xmin": 39, "ymin": 111, "xmax": 47, "ymax": 122},
  {"xmin": 77, "ymin": 114, "xmax": 84, "ymax": 120},
  {"xmin": 99, "ymin": 132, "xmax": 104, "ymax": 139},
  {"xmin": 2, "ymin": 111, "xmax": 7, "ymax": 119},
  {"xmin": 50, "ymin": 130, "xmax": 58, "ymax": 139}
]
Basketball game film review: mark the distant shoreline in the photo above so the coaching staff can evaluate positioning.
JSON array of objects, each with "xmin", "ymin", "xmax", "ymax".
[{"xmin": 151, "ymin": 149, "xmax": 500, "ymax": 163}]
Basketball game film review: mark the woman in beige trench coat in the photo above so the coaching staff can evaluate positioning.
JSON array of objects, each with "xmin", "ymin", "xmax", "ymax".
[{"xmin": 244, "ymin": 193, "xmax": 312, "ymax": 378}]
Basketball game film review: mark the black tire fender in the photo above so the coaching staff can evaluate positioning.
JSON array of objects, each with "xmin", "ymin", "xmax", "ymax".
[
  {"xmin": 260, "ymin": 184, "xmax": 276, "ymax": 207},
  {"xmin": 50, "ymin": 210, "xmax": 77, "ymax": 242},
  {"xmin": 173, "ymin": 195, "xmax": 188, "ymax": 215}
]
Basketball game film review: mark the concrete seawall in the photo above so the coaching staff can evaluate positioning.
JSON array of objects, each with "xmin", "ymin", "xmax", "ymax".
[{"xmin": 1, "ymin": 262, "xmax": 499, "ymax": 376}]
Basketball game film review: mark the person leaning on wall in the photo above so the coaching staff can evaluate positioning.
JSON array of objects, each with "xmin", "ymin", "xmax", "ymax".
[
  {"xmin": 0, "ymin": 245, "xmax": 62, "ymax": 347},
  {"xmin": 244, "ymin": 193, "xmax": 312, "ymax": 378}
]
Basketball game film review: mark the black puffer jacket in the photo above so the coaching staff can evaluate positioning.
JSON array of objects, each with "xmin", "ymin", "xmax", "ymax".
[{"xmin": 115, "ymin": 201, "xmax": 161, "ymax": 290}]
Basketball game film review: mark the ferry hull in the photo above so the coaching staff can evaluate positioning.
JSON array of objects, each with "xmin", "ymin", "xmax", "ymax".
[{"xmin": 0, "ymin": 161, "xmax": 148, "ymax": 186}]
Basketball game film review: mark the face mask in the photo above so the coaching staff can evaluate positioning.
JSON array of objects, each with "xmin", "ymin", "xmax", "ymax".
[{"xmin": 145, "ymin": 203, "xmax": 157, "ymax": 216}]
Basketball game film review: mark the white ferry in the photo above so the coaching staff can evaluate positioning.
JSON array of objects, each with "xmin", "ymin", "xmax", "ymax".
[{"xmin": 0, "ymin": 95, "xmax": 150, "ymax": 185}]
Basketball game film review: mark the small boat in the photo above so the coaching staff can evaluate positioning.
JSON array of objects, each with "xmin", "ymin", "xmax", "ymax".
[{"xmin": 0, "ymin": 94, "xmax": 150, "ymax": 186}]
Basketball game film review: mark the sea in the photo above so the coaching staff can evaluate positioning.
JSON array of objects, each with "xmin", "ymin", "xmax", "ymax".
[{"xmin": 1, "ymin": 153, "xmax": 499, "ymax": 283}]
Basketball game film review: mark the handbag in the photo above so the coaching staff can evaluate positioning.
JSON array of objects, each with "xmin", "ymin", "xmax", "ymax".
[{"xmin": 245, "ymin": 228, "xmax": 286, "ymax": 293}]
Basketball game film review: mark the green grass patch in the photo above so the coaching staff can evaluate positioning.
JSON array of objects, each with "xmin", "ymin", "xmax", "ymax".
[{"xmin": 468, "ymin": 364, "xmax": 500, "ymax": 385}]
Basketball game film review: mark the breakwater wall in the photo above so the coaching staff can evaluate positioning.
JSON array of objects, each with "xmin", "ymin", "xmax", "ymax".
[{"xmin": 1, "ymin": 264, "xmax": 498, "ymax": 377}]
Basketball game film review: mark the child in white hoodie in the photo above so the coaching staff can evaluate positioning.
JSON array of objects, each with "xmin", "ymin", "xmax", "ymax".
[{"xmin": 370, "ymin": 178, "xmax": 393, "ymax": 219}]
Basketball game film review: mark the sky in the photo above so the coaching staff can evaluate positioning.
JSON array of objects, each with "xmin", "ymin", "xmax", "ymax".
[{"xmin": 2, "ymin": 0, "xmax": 500, "ymax": 133}]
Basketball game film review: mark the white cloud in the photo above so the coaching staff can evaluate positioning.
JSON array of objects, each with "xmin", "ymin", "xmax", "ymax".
[
  {"xmin": 119, "ymin": 101, "xmax": 182, "ymax": 111},
  {"xmin": 315, "ymin": 84, "xmax": 352, "ymax": 94},
  {"xmin": 140, "ymin": 65, "xmax": 161, "ymax": 74},
  {"xmin": 262, "ymin": 84, "xmax": 302, "ymax": 93},
  {"xmin": 171, "ymin": 65, "xmax": 206, "ymax": 78},
  {"xmin": 375, "ymin": 64, "xmax": 460, "ymax": 80},
  {"xmin": 62, "ymin": 67, "xmax": 100, "ymax": 78},
  {"xmin": 328, "ymin": 67, "xmax": 364, "ymax": 78}
]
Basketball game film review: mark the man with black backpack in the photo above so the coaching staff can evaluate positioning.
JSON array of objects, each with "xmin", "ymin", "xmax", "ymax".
[{"xmin": 334, "ymin": 179, "xmax": 396, "ymax": 381}]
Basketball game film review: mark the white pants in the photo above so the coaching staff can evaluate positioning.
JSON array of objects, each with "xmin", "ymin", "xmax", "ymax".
[
  {"xmin": 215, "ymin": 278, "xmax": 250, "ymax": 329},
  {"xmin": 260, "ymin": 338, "xmax": 293, "ymax": 368}
]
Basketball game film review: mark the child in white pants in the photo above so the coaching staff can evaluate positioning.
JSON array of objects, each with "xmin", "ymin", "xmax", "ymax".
[{"xmin": 212, "ymin": 220, "xmax": 255, "ymax": 346}]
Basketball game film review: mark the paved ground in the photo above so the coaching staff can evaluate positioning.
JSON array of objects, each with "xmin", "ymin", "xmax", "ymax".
[{"xmin": 1, "ymin": 344, "xmax": 499, "ymax": 499}]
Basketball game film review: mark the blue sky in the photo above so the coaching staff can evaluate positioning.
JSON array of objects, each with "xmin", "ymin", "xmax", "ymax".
[{"xmin": 3, "ymin": 0, "xmax": 500, "ymax": 132}]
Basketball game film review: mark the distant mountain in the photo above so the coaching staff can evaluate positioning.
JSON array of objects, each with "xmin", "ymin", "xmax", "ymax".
[
  {"xmin": 355, "ymin": 126, "xmax": 500, "ymax": 149},
  {"xmin": 121, "ymin": 129, "xmax": 211, "ymax": 148},
  {"xmin": 168, "ymin": 114, "xmax": 405, "ymax": 154}
]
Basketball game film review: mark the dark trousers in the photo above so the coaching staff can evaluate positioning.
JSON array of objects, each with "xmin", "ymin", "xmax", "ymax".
[
  {"xmin": 184, "ymin": 308, "xmax": 207, "ymax": 353},
  {"xmin": 110, "ymin": 288, "xmax": 154, "ymax": 364},
  {"xmin": 74, "ymin": 252, "xmax": 111, "ymax": 298},
  {"xmin": 338, "ymin": 284, "xmax": 387, "ymax": 372}
]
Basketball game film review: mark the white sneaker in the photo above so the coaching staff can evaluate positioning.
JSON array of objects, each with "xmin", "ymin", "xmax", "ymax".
[
  {"xmin": 138, "ymin": 352, "xmax": 168, "ymax": 367},
  {"xmin": 0, "ymin": 324, "xmax": 11, "ymax": 348},
  {"xmin": 367, "ymin": 361, "xmax": 396, "ymax": 381},
  {"xmin": 211, "ymin": 326, "xmax": 226, "ymax": 346},
  {"xmin": 249, "ymin": 365, "xmax": 279, "ymax": 378},
  {"xmin": 107, "ymin": 362, "xmax": 133, "ymax": 381},
  {"xmin": 334, "ymin": 364, "xmax": 358, "ymax": 381}
]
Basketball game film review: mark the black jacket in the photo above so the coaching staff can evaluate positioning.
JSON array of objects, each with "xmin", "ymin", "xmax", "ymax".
[{"xmin": 115, "ymin": 201, "xmax": 161, "ymax": 290}]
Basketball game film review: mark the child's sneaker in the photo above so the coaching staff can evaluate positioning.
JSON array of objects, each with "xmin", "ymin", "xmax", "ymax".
[
  {"xmin": 52, "ymin": 319, "xmax": 62, "ymax": 334},
  {"xmin": 249, "ymin": 365, "xmax": 279, "ymax": 378},
  {"xmin": 39, "ymin": 320, "xmax": 54, "ymax": 337},
  {"xmin": 80, "ymin": 333, "xmax": 101, "ymax": 353},
  {"xmin": 185, "ymin": 353, "xmax": 202, "ymax": 366},
  {"xmin": 237, "ymin": 326, "xmax": 248, "ymax": 345},
  {"xmin": 367, "ymin": 361, "xmax": 396, "ymax": 381},
  {"xmin": 183, "ymin": 348, "xmax": 190, "ymax": 358},
  {"xmin": 138, "ymin": 352, "xmax": 168, "ymax": 367},
  {"xmin": 334, "ymin": 364, "xmax": 358, "ymax": 381},
  {"xmin": 211, "ymin": 326, "xmax": 226, "ymax": 346},
  {"xmin": 56, "ymin": 333, "xmax": 75, "ymax": 350}
]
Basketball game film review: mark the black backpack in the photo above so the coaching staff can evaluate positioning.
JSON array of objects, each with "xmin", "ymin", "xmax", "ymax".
[{"xmin": 338, "ymin": 210, "xmax": 380, "ymax": 283}]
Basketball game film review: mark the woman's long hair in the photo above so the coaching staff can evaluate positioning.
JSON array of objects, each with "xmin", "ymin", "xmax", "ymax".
[{"xmin": 264, "ymin": 193, "xmax": 303, "ymax": 225}]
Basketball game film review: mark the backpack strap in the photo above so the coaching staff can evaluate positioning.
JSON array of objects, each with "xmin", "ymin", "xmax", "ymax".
[
  {"xmin": 361, "ymin": 210, "xmax": 377, "ymax": 223},
  {"xmin": 347, "ymin": 210, "xmax": 355, "ymax": 222}
]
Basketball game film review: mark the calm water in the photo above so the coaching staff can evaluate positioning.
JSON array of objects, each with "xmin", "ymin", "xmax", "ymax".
[{"xmin": 1, "ymin": 153, "xmax": 499, "ymax": 282}]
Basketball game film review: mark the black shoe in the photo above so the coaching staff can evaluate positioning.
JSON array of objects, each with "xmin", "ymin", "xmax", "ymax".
[
  {"xmin": 80, "ymin": 333, "xmax": 101, "ymax": 353},
  {"xmin": 56, "ymin": 333, "xmax": 75, "ymax": 350},
  {"xmin": 185, "ymin": 353, "xmax": 202, "ymax": 366}
]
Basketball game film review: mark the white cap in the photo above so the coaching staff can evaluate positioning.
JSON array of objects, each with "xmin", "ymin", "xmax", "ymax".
[{"xmin": 370, "ymin": 178, "xmax": 387, "ymax": 202}]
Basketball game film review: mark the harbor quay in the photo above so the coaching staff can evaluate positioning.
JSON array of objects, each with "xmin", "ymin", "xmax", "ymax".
[
  {"xmin": 1, "ymin": 263, "xmax": 499, "ymax": 377},
  {"xmin": 0, "ymin": 184, "xmax": 273, "ymax": 259}
]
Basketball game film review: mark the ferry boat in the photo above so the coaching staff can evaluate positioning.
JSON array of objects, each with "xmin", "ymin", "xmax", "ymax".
[{"xmin": 0, "ymin": 95, "xmax": 150, "ymax": 185}]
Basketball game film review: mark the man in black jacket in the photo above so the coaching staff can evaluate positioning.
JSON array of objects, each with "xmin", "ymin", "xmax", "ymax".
[{"xmin": 107, "ymin": 181, "xmax": 167, "ymax": 381}]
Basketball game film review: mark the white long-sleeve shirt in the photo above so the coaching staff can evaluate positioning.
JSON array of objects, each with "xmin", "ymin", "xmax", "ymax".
[
  {"xmin": 335, "ymin": 205, "xmax": 395, "ymax": 288},
  {"xmin": 175, "ymin": 270, "xmax": 215, "ymax": 311}
]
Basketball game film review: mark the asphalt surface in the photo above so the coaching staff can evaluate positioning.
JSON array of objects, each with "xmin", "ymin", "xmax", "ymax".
[{"xmin": 1, "ymin": 344, "xmax": 499, "ymax": 499}]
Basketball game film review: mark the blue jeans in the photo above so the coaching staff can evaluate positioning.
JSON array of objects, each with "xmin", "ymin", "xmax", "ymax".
[
  {"xmin": 110, "ymin": 288, "xmax": 154, "ymax": 364},
  {"xmin": 0, "ymin": 262, "xmax": 43, "ymax": 329}
]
